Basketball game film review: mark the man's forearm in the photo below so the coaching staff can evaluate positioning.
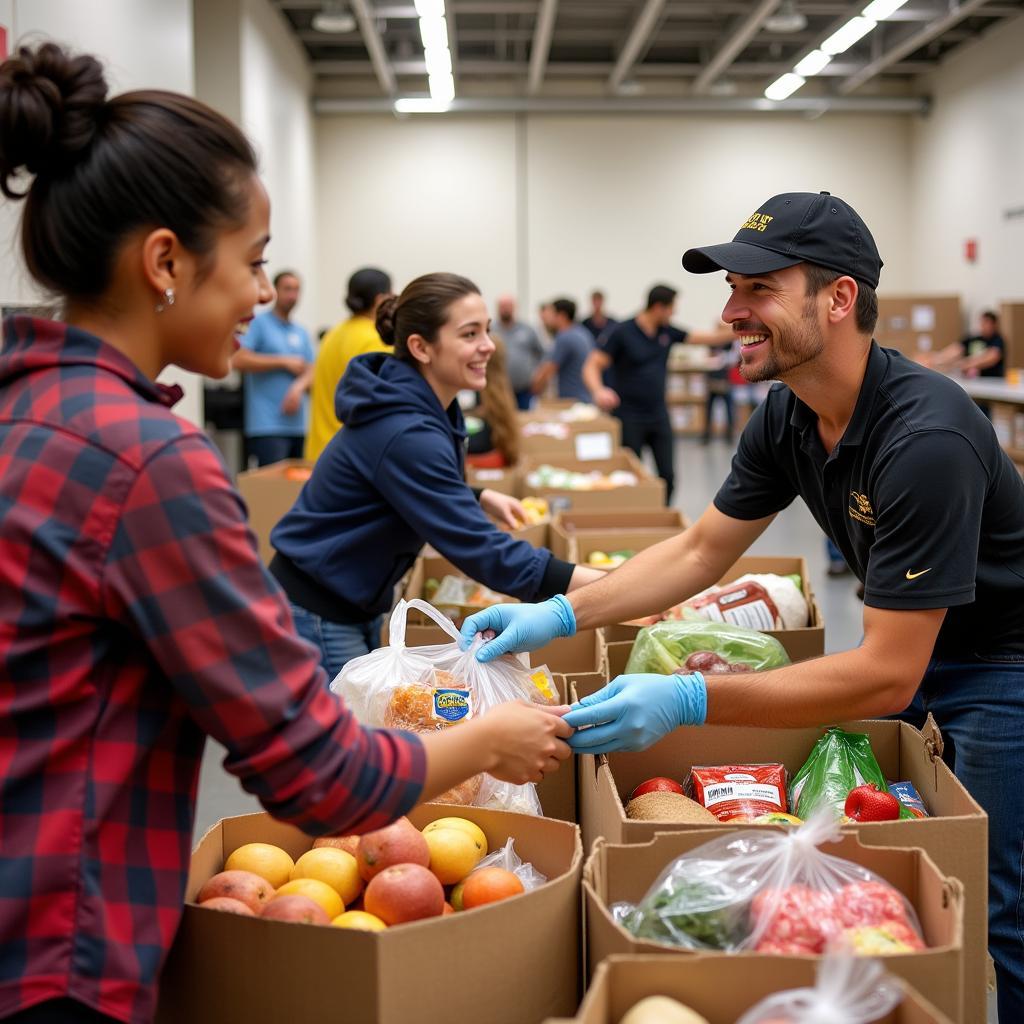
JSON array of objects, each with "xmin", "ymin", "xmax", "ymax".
[{"xmin": 582, "ymin": 355, "xmax": 606, "ymax": 398}]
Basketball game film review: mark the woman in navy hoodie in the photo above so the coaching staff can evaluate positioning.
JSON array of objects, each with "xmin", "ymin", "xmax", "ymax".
[{"xmin": 270, "ymin": 273, "xmax": 599, "ymax": 676}]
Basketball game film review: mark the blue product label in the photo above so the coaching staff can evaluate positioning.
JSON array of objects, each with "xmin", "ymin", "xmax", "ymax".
[{"xmin": 432, "ymin": 688, "xmax": 472, "ymax": 723}]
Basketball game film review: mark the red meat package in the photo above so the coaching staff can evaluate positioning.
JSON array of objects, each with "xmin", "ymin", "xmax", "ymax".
[{"xmin": 689, "ymin": 763, "xmax": 788, "ymax": 822}]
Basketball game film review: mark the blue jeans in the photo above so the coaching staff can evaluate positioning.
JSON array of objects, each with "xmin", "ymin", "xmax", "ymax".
[
  {"xmin": 289, "ymin": 601, "xmax": 383, "ymax": 681},
  {"xmin": 893, "ymin": 655, "xmax": 1024, "ymax": 1022},
  {"xmin": 515, "ymin": 389, "xmax": 534, "ymax": 411},
  {"xmin": 247, "ymin": 434, "xmax": 304, "ymax": 467}
]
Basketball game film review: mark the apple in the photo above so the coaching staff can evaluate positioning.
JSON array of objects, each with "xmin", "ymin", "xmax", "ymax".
[
  {"xmin": 844, "ymin": 783, "xmax": 901, "ymax": 822},
  {"xmin": 629, "ymin": 776, "xmax": 685, "ymax": 801}
]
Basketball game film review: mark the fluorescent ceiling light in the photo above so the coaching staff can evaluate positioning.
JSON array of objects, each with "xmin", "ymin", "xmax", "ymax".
[
  {"xmin": 395, "ymin": 97, "xmax": 451, "ymax": 114},
  {"xmin": 821, "ymin": 16, "xmax": 876, "ymax": 55},
  {"xmin": 419, "ymin": 15, "xmax": 448, "ymax": 51},
  {"xmin": 794, "ymin": 49, "xmax": 832, "ymax": 77},
  {"xmin": 765, "ymin": 0, "xmax": 807, "ymax": 33},
  {"xmin": 414, "ymin": 0, "xmax": 445, "ymax": 16},
  {"xmin": 311, "ymin": 3, "xmax": 356, "ymax": 33},
  {"xmin": 424, "ymin": 45, "xmax": 452, "ymax": 77},
  {"xmin": 861, "ymin": 0, "xmax": 909, "ymax": 19},
  {"xmin": 764, "ymin": 72, "xmax": 806, "ymax": 101},
  {"xmin": 429, "ymin": 72, "xmax": 455, "ymax": 104}
]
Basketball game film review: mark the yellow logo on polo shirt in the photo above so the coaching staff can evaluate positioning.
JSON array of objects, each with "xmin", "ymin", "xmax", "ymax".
[
  {"xmin": 741, "ymin": 212, "xmax": 774, "ymax": 233},
  {"xmin": 849, "ymin": 491, "xmax": 876, "ymax": 526}
]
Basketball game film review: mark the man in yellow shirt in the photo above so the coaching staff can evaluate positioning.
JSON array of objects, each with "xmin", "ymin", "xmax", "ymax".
[{"xmin": 306, "ymin": 267, "xmax": 393, "ymax": 460}]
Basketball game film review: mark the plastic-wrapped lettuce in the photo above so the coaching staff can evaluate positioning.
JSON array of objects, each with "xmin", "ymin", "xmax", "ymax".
[{"xmin": 625, "ymin": 620, "xmax": 791, "ymax": 676}]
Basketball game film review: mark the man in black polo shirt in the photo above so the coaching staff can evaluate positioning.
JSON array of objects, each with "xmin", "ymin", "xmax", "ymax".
[
  {"xmin": 462, "ymin": 192, "xmax": 1024, "ymax": 1021},
  {"xmin": 582, "ymin": 284, "xmax": 731, "ymax": 502}
]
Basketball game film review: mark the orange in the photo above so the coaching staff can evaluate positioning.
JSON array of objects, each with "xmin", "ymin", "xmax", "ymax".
[
  {"xmin": 291, "ymin": 847, "xmax": 363, "ymax": 905},
  {"xmin": 224, "ymin": 843, "xmax": 294, "ymax": 889},
  {"xmin": 461, "ymin": 867, "xmax": 524, "ymax": 909},
  {"xmin": 423, "ymin": 828, "xmax": 481, "ymax": 886},
  {"xmin": 422, "ymin": 817, "xmax": 488, "ymax": 859},
  {"xmin": 276, "ymin": 877, "xmax": 344, "ymax": 919},
  {"xmin": 331, "ymin": 910, "xmax": 387, "ymax": 932}
]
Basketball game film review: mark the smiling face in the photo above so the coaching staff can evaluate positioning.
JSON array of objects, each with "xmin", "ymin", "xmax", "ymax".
[
  {"xmin": 162, "ymin": 175, "xmax": 274, "ymax": 379},
  {"xmin": 418, "ymin": 291, "xmax": 495, "ymax": 400},
  {"xmin": 722, "ymin": 265, "xmax": 828, "ymax": 383}
]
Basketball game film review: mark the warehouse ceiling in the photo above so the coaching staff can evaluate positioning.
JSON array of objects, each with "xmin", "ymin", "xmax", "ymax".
[{"xmin": 272, "ymin": 0, "xmax": 1024, "ymax": 113}]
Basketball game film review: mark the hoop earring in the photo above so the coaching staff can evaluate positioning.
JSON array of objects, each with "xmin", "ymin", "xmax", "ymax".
[{"xmin": 155, "ymin": 288, "xmax": 176, "ymax": 313}]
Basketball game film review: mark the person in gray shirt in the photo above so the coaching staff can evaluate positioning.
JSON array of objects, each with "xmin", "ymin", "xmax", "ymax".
[
  {"xmin": 532, "ymin": 298, "xmax": 594, "ymax": 403},
  {"xmin": 492, "ymin": 294, "xmax": 545, "ymax": 410}
]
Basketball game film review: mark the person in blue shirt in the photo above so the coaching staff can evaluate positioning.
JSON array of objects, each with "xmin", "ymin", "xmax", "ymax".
[
  {"xmin": 269, "ymin": 272, "xmax": 601, "ymax": 677},
  {"xmin": 233, "ymin": 269, "xmax": 315, "ymax": 465},
  {"xmin": 532, "ymin": 298, "xmax": 594, "ymax": 402}
]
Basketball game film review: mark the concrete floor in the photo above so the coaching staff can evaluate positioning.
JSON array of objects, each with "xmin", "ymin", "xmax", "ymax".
[{"xmin": 192, "ymin": 434, "xmax": 866, "ymax": 838}]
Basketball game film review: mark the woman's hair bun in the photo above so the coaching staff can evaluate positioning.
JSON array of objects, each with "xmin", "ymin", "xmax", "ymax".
[
  {"xmin": 0, "ymin": 42, "xmax": 108, "ymax": 198},
  {"xmin": 375, "ymin": 295, "xmax": 399, "ymax": 347}
]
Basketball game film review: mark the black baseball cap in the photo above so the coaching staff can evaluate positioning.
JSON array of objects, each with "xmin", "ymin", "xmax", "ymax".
[{"xmin": 682, "ymin": 191, "xmax": 883, "ymax": 289}]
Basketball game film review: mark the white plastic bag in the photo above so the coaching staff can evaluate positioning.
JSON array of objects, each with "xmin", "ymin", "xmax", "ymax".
[
  {"xmin": 736, "ymin": 956, "xmax": 903, "ymax": 1024},
  {"xmin": 614, "ymin": 812, "xmax": 925, "ymax": 955},
  {"xmin": 470, "ymin": 837, "xmax": 547, "ymax": 892}
]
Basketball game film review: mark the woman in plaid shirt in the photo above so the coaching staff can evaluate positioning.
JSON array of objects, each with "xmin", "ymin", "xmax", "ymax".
[{"xmin": 0, "ymin": 44, "xmax": 572, "ymax": 1024}]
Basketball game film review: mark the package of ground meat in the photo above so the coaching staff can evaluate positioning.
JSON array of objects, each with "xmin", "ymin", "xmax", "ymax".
[{"xmin": 689, "ymin": 764, "xmax": 788, "ymax": 822}]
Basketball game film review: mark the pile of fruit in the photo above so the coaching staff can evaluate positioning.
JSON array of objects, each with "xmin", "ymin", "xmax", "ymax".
[
  {"xmin": 514, "ymin": 496, "xmax": 549, "ymax": 527},
  {"xmin": 586, "ymin": 549, "xmax": 634, "ymax": 569},
  {"xmin": 194, "ymin": 816, "xmax": 532, "ymax": 930},
  {"xmin": 525, "ymin": 464, "xmax": 639, "ymax": 491}
]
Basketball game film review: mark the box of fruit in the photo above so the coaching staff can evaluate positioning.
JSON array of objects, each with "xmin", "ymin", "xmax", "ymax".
[
  {"xmin": 548, "ymin": 509, "xmax": 690, "ymax": 560},
  {"xmin": 573, "ymin": 715, "xmax": 985, "ymax": 1024},
  {"xmin": 519, "ymin": 453, "xmax": 665, "ymax": 512},
  {"xmin": 156, "ymin": 806, "xmax": 582, "ymax": 1024},
  {"xmin": 544, "ymin": 954, "xmax": 953, "ymax": 1024},
  {"xmin": 582, "ymin": 830, "xmax": 964, "ymax": 1023}
]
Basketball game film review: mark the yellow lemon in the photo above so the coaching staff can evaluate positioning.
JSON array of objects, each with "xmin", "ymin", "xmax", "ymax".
[
  {"xmin": 224, "ymin": 843, "xmax": 294, "ymax": 889},
  {"xmin": 291, "ymin": 847, "xmax": 363, "ymax": 905},
  {"xmin": 276, "ymin": 878, "xmax": 344, "ymax": 919},
  {"xmin": 424, "ymin": 828, "xmax": 481, "ymax": 886},
  {"xmin": 422, "ymin": 817, "xmax": 488, "ymax": 859},
  {"xmin": 331, "ymin": 910, "xmax": 387, "ymax": 932}
]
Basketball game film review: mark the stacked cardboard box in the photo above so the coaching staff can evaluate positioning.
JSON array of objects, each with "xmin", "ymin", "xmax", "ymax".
[{"xmin": 235, "ymin": 459, "xmax": 312, "ymax": 565}]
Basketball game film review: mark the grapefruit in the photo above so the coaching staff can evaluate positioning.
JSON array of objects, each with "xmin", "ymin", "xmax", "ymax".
[
  {"xmin": 331, "ymin": 910, "xmax": 387, "ymax": 932},
  {"xmin": 357, "ymin": 819, "xmax": 429, "ymax": 881},
  {"xmin": 364, "ymin": 864, "xmax": 444, "ymax": 925},
  {"xmin": 261, "ymin": 894, "xmax": 330, "ymax": 925},
  {"xmin": 422, "ymin": 817, "xmax": 488, "ymax": 859},
  {"xmin": 276, "ymin": 877, "xmax": 344, "ymax": 919},
  {"xmin": 423, "ymin": 828, "xmax": 481, "ymax": 885},
  {"xmin": 196, "ymin": 870, "xmax": 274, "ymax": 914},
  {"xmin": 225, "ymin": 842, "xmax": 295, "ymax": 888},
  {"xmin": 291, "ymin": 847, "xmax": 362, "ymax": 905},
  {"xmin": 198, "ymin": 896, "xmax": 255, "ymax": 916},
  {"xmin": 312, "ymin": 835, "xmax": 360, "ymax": 858}
]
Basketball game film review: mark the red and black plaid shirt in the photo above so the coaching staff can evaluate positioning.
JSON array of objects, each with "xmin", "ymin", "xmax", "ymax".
[{"xmin": 0, "ymin": 318, "xmax": 425, "ymax": 1023}]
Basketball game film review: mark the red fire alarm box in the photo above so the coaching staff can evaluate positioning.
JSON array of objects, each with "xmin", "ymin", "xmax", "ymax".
[{"xmin": 965, "ymin": 238, "xmax": 978, "ymax": 263}]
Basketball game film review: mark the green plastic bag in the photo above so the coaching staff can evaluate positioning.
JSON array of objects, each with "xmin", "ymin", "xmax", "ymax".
[
  {"xmin": 624, "ymin": 620, "xmax": 790, "ymax": 677},
  {"xmin": 789, "ymin": 727, "xmax": 915, "ymax": 820}
]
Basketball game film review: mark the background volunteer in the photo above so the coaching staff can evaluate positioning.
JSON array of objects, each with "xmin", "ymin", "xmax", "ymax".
[{"xmin": 463, "ymin": 191, "xmax": 1024, "ymax": 1022}]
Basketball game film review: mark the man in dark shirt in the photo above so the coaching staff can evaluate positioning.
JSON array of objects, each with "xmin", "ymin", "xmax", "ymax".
[
  {"xmin": 582, "ymin": 284, "xmax": 730, "ymax": 501},
  {"xmin": 582, "ymin": 289, "xmax": 618, "ymax": 344},
  {"xmin": 928, "ymin": 309, "xmax": 1006, "ymax": 379},
  {"xmin": 464, "ymin": 192, "xmax": 1024, "ymax": 1023}
]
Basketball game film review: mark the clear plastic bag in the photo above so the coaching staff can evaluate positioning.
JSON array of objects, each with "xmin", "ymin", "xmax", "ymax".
[
  {"xmin": 624, "ymin": 620, "xmax": 790, "ymax": 677},
  {"xmin": 614, "ymin": 812, "xmax": 925, "ymax": 956},
  {"xmin": 471, "ymin": 837, "xmax": 547, "ymax": 891},
  {"xmin": 679, "ymin": 572, "xmax": 809, "ymax": 630},
  {"xmin": 736, "ymin": 955, "xmax": 903, "ymax": 1024},
  {"xmin": 331, "ymin": 599, "xmax": 557, "ymax": 814}
]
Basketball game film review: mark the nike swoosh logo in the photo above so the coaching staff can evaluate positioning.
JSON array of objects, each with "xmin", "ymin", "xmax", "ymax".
[{"xmin": 905, "ymin": 568, "xmax": 932, "ymax": 580}]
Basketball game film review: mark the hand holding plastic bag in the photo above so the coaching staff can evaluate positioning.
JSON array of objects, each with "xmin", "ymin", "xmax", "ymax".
[{"xmin": 736, "ymin": 955, "xmax": 903, "ymax": 1024}]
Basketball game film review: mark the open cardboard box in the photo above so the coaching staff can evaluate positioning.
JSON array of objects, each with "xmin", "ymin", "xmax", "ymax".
[
  {"xmin": 156, "ymin": 807, "xmax": 582, "ymax": 1024},
  {"xmin": 545, "ymin": 953, "xmax": 954, "ymax": 1024},
  {"xmin": 599, "ymin": 554, "xmax": 824, "ymax": 663},
  {"xmin": 520, "ymin": 452, "xmax": 666, "ymax": 512},
  {"xmin": 467, "ymin": 464, "xmax": 521, "ymax": 497},
  {"xmin": 518, "ymin": 411, "xmax": 623, "ymax": 461},
  {"xmin": 235, "ymin": 458, "xmax": 312, "ymax": 565},
  {"xmin": 548, "ymin": 508, "xmax": 689, "ymax": 560},
  {"xmin": 583, "ymin": 831, "xmax": 965, "ymax": 1022},
  {"xmin": 403, "ymin": 553, "xmax": 518, "ymax": 628},
  {"xmin": 574, "ymin": 713, "xmax": 986, "ymax": 1024}
]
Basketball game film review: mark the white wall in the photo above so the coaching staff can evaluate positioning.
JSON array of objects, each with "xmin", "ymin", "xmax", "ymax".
[
  {"xmin": 314, "ymin": 111, "xmax": 914, "ymax": 333},
  {"xmin": 0, "ymin": 0, "xmax": 201, "ymax": 423},
  {"xmin": 909, "ymin": 13, "xmax": 1024, "ymax": 322}
]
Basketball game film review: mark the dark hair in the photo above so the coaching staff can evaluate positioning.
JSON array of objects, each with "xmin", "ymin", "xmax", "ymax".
[
  {"xmin": 981, "ymin": 310, "xmax": 998, "ymax": 324},
  {"xmin": 591, "ymin": 290, "xmax": 604, "ymax": 300},
  {"xmin": 803, "ymin": 264, "xmax": 878, "ymax": 334},
  {"xmin": 346, "ymin": 267, "xmax": 392, "ymax": 314},
  {"xmin": 0, "ymin": 43, "xmax": 258, "ymax": 302},
  {"xmin": 646, "ymin": 284, "xmax": 678, "ymax": 309},
  {"xmin": 273, "ymin": 269, "xmax": 299, "ymax": 288},
  {"xmin": 552, "ymin": 298, "xmax": 577, "ymax": 322},
  {"xmin": 376, "ymin": 272, "xmax": 480, "ymax": 361}
]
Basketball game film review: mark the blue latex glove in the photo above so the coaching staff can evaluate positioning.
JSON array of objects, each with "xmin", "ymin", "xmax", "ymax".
[
  {"xmin": 563, "ymin": 673, "xmax": 707, "ymax": 754},
  {"xmin": 458, "ymin": 595, "xmax": 576, "ymax": 662}
]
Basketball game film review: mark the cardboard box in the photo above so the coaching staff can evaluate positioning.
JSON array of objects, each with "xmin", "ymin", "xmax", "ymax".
[
  {"xmin": 575, "ymin": 716, "xmax": 986, "ymax": 1023},
  {"xmin": 518, "ymin": 412, "xmax": 623, "ymax": 461},
  {"xmin": 521, "ymin": 452, "xmax": 666, "ymax": 512},
  {"xmin": 403, "ymin": 554, "xmax": 518, "ymax": 627},
  {"xmin": 546, "ymin": 954, "xmax": 954, "ymax": 1024},
  {"xmin": 999, "ymin": 300, "xmax": 1024, "ymax": 371},
  {"xmin": 235, "ymin": 459, "xmax": 312, "ymax": 565},
  {"xmin": 549, "ymin": 509, "xmax": 689, "ymax": 560},
  {"xmin": 156, "ymin": 807, "xmax": 582, "ymax": 1024},
  {"xmin": 467, "ymin": 464, "xmax": 521, "ymax": 497},
  {"xmin": 875, "ymin": 296, "xmax": 962, "ymax": 358},
  {"xmin": 599, "ymin": 554, "xmax": 825, "ymax": 663},
  {"xmin": 583, "ymin": 831, "xmax": 965, "ymax": 1022}
]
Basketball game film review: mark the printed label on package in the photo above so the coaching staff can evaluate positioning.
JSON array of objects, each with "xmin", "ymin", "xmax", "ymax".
[{"xmin": 432, "ymin": 688, "xmax": 473, "ymax": 723}]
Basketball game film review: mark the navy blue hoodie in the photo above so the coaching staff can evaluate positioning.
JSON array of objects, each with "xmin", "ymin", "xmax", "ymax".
[{"xmin": 269, "ymin": 353, "xmax": 573, "ymax": 623}]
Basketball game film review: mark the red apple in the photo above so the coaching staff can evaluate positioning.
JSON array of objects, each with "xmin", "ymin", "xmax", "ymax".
[
  {"xmin": 629, "ymin": 776, "xmax": 685, "ymax": 801},
  {"xmin": 844, "ymin": 783, "xmax": 901, "ymax": 823}
]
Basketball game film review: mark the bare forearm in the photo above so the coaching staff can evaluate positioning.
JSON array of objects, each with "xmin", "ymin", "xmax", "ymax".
[
  {"xmin": 567, "ymin": 565, "xmax": 607, "ymax": 591},
  {"xmin": 582, "ymin": 356, "xmax": 605, "ymax": 397},
  {"xmin": 417, "ymin": 720, "xmax": 494, "ymax": 802},
  {"xmin": 705, "ymin": 647, "xmax": 919, "ymax": 728},
  {"xmin": 294, "ymin": 367, "xmax": 315, "ymax": 393}
]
